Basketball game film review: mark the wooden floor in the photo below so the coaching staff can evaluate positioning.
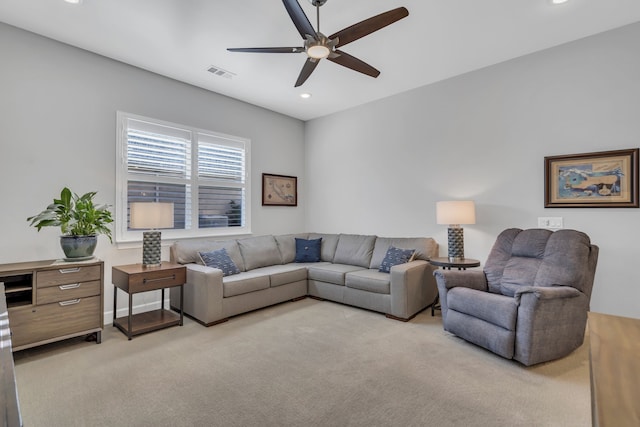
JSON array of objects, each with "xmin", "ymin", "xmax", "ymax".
[{"xmin": 588, "ymin": 312, "xmax": 640, "ymax": 427}]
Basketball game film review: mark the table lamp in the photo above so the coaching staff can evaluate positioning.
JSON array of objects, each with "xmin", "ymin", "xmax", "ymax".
[
  {"xmin": 436, "ymin": 200, "xmax": 476, "ymax": 261},
  {"xmin": 129, "ymin": 202, "xmax": 174, "ymax": 267}
]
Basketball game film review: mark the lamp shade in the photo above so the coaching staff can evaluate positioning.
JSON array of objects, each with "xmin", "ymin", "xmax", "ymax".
[
  {"xmin": 129, "ymin": 202, "xmax": 174, "ymax": 229},
  {"xmin": 436, "ymin": 201, "xmax": 476, "ymax": 225}
]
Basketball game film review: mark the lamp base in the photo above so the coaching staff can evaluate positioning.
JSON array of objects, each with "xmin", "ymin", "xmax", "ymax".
[
  {"xmin": 142, "ymin": 230, "xmax": 162, "ymax": 267},
  {"xmin": 447, "ymin": 227, "xmax": 465, "ymax": 260}
]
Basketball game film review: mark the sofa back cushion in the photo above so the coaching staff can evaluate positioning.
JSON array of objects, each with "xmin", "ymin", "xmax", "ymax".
[
  {"xmin": 369, "ymin": 237, "xmax": 438, "ymax": 269},
  {"xmin": 170, "ymin": 239, "xmax": 246, "ymax": 272},
  {"xmin": 275, "ymin": 233, "xmax": 309, "ymax": 264},
  {"xmin": 308, "ymin": 233, "xmax": 339, "ymax": 262},
  {"xmin": 332, "ymin": 234, "xmax": 376, "ymax": 268},
  {"xmin": 237, "ymin": 235, "xmax": 283, "ymax": 270}
]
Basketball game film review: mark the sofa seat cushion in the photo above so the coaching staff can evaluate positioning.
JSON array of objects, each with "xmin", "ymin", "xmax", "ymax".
[
  {"xmin": 307, "ymin": 263, "xmax": 366, "ymax": 286},
  {"xmin": 345, "ymin": 269, "xmax": 391, "ymax": 294},
  {"xmin": 249, "ymin": 264, "xmax": 310, "ymax": 287},
  {"xmin": 222, "ymin": 271, "xmax": 270, "ymax": 297},
  {"xmin": 448, "ymin": 287, "xmax": 518, "ymax": 331}
]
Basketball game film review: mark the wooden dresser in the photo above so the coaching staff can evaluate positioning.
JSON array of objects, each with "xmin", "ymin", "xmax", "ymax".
[{"xmin": 0, "ymin": 259, "xmax": 104, "ymax": 352}]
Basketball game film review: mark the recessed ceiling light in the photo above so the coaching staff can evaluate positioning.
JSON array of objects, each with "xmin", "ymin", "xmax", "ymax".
[
  {"xmin": 550, "ymin": 0, "xmax": 569, "ymax": 4},
  {"xmin": 64, "ymin": 0, "xmax": 83, "ymax": 4},
  {"xmin": 300, "ymin": 93, "xmax": 312, "ymax": 99}
]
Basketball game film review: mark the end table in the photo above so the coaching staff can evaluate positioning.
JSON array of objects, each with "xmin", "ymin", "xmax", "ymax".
[{"xmin": 112, "ymin": 262, "xmax": 186, "ymax": 340}]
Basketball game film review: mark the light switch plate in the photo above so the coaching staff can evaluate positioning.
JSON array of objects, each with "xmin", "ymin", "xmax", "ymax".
[{"xmin": 538, "ymin": 217, "xmax": 563, "ymax": 229}]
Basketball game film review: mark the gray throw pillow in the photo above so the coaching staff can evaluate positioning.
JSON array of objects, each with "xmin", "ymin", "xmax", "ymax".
[
  {"xmin": 199, "ymin": 248, "xmax": 240, "ymax": 276},
  {"xmin": 378, "ymin": 246, "xmax": 415, "ymax": 273}
]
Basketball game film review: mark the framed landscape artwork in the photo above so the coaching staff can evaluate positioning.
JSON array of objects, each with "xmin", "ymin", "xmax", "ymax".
[
  {"xmin": 544, "ymin": 148, "xmax": 639, "ymax": 208},
  {"xmin": 262, "ymin": 173, "xmax": 297, "ymax": 206}
]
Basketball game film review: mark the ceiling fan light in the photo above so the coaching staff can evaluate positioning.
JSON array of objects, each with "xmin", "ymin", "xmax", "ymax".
[{"xmin": 307, "ymin": 45, "xmax": 330, "ymax": 59}]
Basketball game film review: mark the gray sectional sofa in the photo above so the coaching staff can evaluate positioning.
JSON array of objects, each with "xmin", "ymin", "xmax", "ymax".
[{"xmin": 169, "ymin": 233, "xmax": 439, "ymax": 326}]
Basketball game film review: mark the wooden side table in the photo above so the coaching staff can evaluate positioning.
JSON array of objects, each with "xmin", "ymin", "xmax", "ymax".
[
  {"xmin": 430, "ymin": 257, "xmax": 481, "ymax": 316},
  {"xmin": 112, "ymin": 262, "xmax": 186, "ymax": 340}
]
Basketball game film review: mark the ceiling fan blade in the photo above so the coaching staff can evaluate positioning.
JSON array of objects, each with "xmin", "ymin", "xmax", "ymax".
[
  {"xmin": 328, "ymin": 50, "xmax": 380, "ymax": 78},
  {"xmin": 227, "ymin": 47, "xmax": 305, "ymax": 53},
  {"xmin": 295, "ymin": 58, "xmax": 320, "ymax": 87},
  {"xmin": 282, "ymin": 0, "xmax": 318, "ymax": 40},
  {"xmin": 329, "ymin": 7, "xmax": 409, "ymax": 48}
]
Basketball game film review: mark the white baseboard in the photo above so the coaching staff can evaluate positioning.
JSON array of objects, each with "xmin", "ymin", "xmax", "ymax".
[{"xmin": 102, "ymin": 298, "xmax": 172, "ymax": 326}]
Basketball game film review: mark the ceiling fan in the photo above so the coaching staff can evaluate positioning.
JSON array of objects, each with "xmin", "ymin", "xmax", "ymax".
[{"xmin": 227, "ymin": 0, "xmax": 409, "ymax": 87}]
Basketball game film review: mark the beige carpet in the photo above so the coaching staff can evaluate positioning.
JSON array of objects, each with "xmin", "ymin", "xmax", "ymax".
[{"xmin": 13, "ymin": 298, "xmax": 591, "ymax": 427}]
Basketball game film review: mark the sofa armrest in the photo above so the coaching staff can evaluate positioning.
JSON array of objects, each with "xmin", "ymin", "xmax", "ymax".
[
  {"xmin": 185, "ymin": 263, "xmax": 224, "ymax": 285},
  {"xmin": 389, "ymin": 260, "xmax": 438, "ymax": 319},
  {"xmin": 170, "ymin": 263, "xmax": 225, "ymax": 326},
  {"xmin": 433, "ymin": 269, "xmax": 488, "ymax": 291}
]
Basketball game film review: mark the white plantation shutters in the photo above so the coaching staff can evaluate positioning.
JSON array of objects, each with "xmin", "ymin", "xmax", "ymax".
[
  {"xmin": 197, "ymin": 133, "xmax": 246, "ymax": 228},
  {"xmin": 116, "ymin": 112, "xmax": 250, "ymax": 242}
]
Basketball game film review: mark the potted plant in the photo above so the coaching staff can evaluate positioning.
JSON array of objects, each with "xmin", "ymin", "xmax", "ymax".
[{"xmin": 27, "ymin": 187, "xmax": 113, "ymax": 260}]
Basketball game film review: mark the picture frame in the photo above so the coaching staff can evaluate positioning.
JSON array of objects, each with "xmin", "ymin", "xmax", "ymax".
[
  {"xmin": 262, "ymin": 173, "xmax": 297, "ymax": 206},
  {"xmin": 544, "ymin": 148, "xmax": 639, "ymax": 208}
]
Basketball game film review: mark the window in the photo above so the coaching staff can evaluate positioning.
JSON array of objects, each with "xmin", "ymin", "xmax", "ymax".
[{"xmin": 116, "ymin": 112, "xmax": 250, "ymax": 243}]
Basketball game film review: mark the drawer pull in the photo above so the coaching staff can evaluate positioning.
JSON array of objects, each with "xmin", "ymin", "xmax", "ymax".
[
  {"xmin": 59, "ymin": 283, "xmax": 81, "ymax": 290},
  {"xmin": 143, "ymin": 274, "xmax": 176, "ymax": 284},
  {"xmin": 59, "ymin": 299, "xmax": 81, "ymax": 306},
  {"xmin": 59, "ymin": 267, "xmax": 81, "ymax": 274}
]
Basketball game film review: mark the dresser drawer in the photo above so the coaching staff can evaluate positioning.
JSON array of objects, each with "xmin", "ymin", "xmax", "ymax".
[
  {"xmin": 36, "ymin": 280, "xmax": 101, "ymax": 305},
  {"xmin": 8, "ymin": 296, "xmax": 101, "ymax": 348},
  {"xmin": 36, "ymin": 265, "xmax": 101, "ymax": 288},
  {"xmin": 114, "ymin": 266, "xmax": 186, "ymax": 293}
]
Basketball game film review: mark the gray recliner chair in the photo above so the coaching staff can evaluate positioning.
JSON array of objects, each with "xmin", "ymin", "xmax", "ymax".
[{"xmin": 434, "ymin": 228, "xmax": 598, "ymax": 366}]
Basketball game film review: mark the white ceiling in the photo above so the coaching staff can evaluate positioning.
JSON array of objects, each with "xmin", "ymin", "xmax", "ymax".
[{"xmin": 2, "ymin": 0, "xmax": 640, "ymax": 121}]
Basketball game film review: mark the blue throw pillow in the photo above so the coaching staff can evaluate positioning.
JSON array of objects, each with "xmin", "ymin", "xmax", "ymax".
[
  {"xmin": 198, "ymin": 248, "xmax": 240, "ymax": 276},
  {"xmin": 294, "ymin": 238, "xmax": 322, "ymax": 263},
  {"xmin": 378, "ymin": 246, "xmax": 415, "ymax": 273}
]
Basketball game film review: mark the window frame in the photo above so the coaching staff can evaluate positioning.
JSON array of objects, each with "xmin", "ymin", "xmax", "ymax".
[{"xmin": 115, "ymin": 111, "xmax": 251, "ymax": 244}]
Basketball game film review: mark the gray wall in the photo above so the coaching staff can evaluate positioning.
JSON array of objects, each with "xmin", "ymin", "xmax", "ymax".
[
  {"xmin": 0, "ymin": 23, "xmax": 305, "ymax": 319},
  {"xmin": 305, "ymin": 22, "xmax": 640, "ymax": 318}
]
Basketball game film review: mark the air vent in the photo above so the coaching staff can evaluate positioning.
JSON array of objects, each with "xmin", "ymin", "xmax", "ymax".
[{"xmin": 207, "ymin": 66, "xmax": 236, "ymax": 79}]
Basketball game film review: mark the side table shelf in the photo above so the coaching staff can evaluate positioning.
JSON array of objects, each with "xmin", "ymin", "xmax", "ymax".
[{"xmin": 112, "ymin": 262, "xmax": 186, "ymax": 340}]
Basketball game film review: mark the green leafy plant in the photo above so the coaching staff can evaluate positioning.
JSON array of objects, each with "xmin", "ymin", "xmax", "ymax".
[{"xmin": 27, "ymin": 187, "xmax": 113, "ymax": 242}]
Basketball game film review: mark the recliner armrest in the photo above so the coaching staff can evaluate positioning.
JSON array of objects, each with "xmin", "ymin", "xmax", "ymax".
[
  {"xmin": 433, "ymin": 269, "xmax": 488, "ymax": 291},
  {"xmin": 514, "ymin": 285, "xmax": 583, "ymax": 303}
]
